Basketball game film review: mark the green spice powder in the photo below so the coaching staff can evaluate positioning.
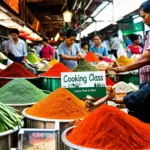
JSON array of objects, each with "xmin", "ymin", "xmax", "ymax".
[
  {"xmin": 0, "ymin": 78, "xmax": 48, "ymax": 104},
  {"xmin": 73, "ymin": 59, "xmax": 98, "ymax": 72}
]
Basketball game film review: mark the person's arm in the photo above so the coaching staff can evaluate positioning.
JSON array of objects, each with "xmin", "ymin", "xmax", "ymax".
[
  {"xmin": 60, "ymin": 54, "xmax": 82, "ymax": 61},
  {"xmin": 123, "ymin": 81, "xmax": 150, "ymax": 111},
  {"xmin": 21, "ymin": 42, "xmax": 27, "ymax": 63},
  {"xmin": 86, "ymin": 88, "xmax": 116, "ymax": 109},
  {"xmin": 58, "ymin": 44, "xmax": 82, "ymax": 61},
  {"xmin": 113, "ymin": 50, "xmax": 150, "ymax": 73}
]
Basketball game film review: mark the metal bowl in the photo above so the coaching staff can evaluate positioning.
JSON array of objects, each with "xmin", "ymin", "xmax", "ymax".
[
  {"xmin": 62, "ymin": 126, "xmax": 98, "ymax": 150},
  {"xmin": 22, "ymin": 108, "xmax": 74, "ymax": 150},
  {"xmin": 0, "ymin": 126, "xmax": 21, "ymax": 150}
]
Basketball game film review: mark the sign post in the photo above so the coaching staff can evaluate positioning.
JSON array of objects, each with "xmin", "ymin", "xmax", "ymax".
[{"xmin": 61, "ymin": 71, "xmax": 106, "ymax": 99}]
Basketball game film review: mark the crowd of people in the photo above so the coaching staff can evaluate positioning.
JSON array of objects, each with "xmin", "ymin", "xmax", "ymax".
[{"xmin": 0, "ymin": 0, "xmax": 149, "ymax": 123}]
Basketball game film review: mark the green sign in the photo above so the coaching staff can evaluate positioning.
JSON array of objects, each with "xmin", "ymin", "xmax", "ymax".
[{"xmin": 61, "ymin": 72, "xmax": 106, "ymax": 99}]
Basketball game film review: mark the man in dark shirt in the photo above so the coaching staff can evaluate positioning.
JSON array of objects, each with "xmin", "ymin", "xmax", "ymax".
[{"xmin": 85, "ymin": 81, "xmax": 150, "ymax": 123}]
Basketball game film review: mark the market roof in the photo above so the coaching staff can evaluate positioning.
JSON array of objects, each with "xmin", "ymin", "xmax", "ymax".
[{"xmin": 26, "ymin": 0, "xmax": 110, "ymax": 38}]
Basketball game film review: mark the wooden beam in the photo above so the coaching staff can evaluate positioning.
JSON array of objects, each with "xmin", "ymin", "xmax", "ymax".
[{"xmin": 41, "ymin": 21, "xmax": 64, "ymax": 24}]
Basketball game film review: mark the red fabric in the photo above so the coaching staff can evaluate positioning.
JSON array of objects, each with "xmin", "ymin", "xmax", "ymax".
[
  {"xmin": 41, "ymin": 45, "xmax": 55, "ymax": 59},
  {"xmin": 128, "ymin": 44, "xmax": 142, "ymax": 54}
]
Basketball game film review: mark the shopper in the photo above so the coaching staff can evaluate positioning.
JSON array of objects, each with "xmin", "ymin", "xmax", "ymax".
[
  {"xmin": 110, "ymin": 33, "xmax": 122, "ymax": 58},
  {"xmin": 86, "ymin": 81, "xmax": 150, "ymax": 123},
  {"xmin": 58, "ymin": 29, "xmax": 84, "ymax": 69},
  {"xmin": 5, "ymin": 29, "xmax": 27, "ymax": 63},
  {"xmin": 81, "ymin": 41, "xmax": 89, "ymax": 55},
  {"xmin": 34, "ymin": 42, "xmax": 43, "ymax": 57},
  {"xmin": 125, "ymin": 35, "xmax": 133, "ymax": 47},
  {"xmin": 41, "ymin": 37, "xmax": 55, "ymax": 61},
  {"xmin": 90, "ymin": 34, "xmax": 108, "ymax": 59},
  {"xmin": 113, "ymin": 0, "xmax": 150, "ymax": 83},
  {"xmin": 127, "ymin": 34, "xmax": 143, "ymax": 55}
]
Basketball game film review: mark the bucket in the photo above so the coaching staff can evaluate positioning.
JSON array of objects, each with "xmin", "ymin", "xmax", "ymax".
[
  {"xmin": 62, "ymin": 126, "xmax": 98, "ymax": 150},
  {"xmin": 39, "ymin": 77, "xmax": 61, "ymax": 92},
  {"xmin": 0, "ymin": 77, "xmax": 39, "ymax": 88},
  {"xmin": 0, "ymin": 126, "xmax": 21, "ymax": 150},
  {"xmin": 22, "ymin": 108, "xmax": 74, "ymax": 150}
]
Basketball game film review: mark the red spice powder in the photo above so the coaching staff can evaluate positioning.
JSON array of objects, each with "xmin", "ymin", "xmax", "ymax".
[
  {"xmin": 67, "ymin": 105, "xmax": 150, "ymax": 149},
  {"xmin": 85, "ymin": 52, "xmax": 100, "ymax": 62},
  {"xmin": 0, "ymin": 62, "xmax": 36, "ymax": 78},
  {"xmin": 39, "ymin": 62, "xmax": 72, "ymax": 78},
  {"xmin": 106, "ymin": 77, "xmax": 115, "ymax": 86},
  {"xmin": 102, "ymin": 57, "xmax": 113, "ymax": 63}
]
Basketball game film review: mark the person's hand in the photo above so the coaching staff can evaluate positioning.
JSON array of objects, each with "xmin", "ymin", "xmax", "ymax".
[
  {"xmin": 21, "ymin": 59, "xmax": 25, "ymax": 64},
  {"xmin": 113, "ymin": 66, "xmax": 125, "ymax": 73},
  {"xmin": 75, "ymin": 55, "xmax": 83, "ymax": 61},
  {"xmin": 85, "ymin": 100, "xmax": 96, "ymax": 111},
  {"xmin": 95, "ymin": 53, "xmax": 103, "ymax": 59},
  {"xmin": 107, "ymin": 87, "xmax": 116, "ymax": 100},
  {"xmin": 78, "ymin": 52, "xmax": 85, "ymax": 59}
]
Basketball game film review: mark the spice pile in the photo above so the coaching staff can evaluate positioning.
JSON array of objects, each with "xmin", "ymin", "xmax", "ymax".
[
  {"xmin": 113, "ymin": 81, "xmax": 138, "ymax": 93},
  {"xmin": 49, "ymin": 59, "xmax": 58, "ymax": 67},
  {"xmin": 116, "ymin": 56, "xmax": 134, "ymax": 66},
  {"xmin": 0, "ymin": 62, "xmax": 37, "ymax": 78},
  {"xmin": 73, "ymin": 59, "xmax": 98, "ymax": 72},
  {"xmin": 0, "ymin": 102, "xmax": 23, "ymax": 132},
  {"xmin": 0, "ymin": 78, "xmax": 47, "ymax": 104},
  {"xmin": 85, "ymin": 52, "xmax": 100, "ymax": 62},
  {"xmin": 26, "ymin": 87, "xmax": 89, "ymax": 119},
  {"xmin": 0, "ymin": 52, "xmax": 7, "ymax": 60},
  {"xmin": 106, "ymin": 77, "xmax": 115, "ymax": 86},
  {"xmin": 0, "ymin": 63, "xmax": 7, "ymax": 70},
  {"xmin": 102, "ymin": 57, "xmax": 113, "ymax": 63},
  {"xmin": 27, "ymin": 52, "xmax": 40, "ymax": 64},
  {"xmin": 67, "ymin": 105, "xmax": 150, "ymax": 149},
  {"xmin": 95, "ymin": 61, "xmax": 109, "ymax": 71},
  {"xmin": 39, "ymin": 62, "xmax": 71, "ymax": 78}
]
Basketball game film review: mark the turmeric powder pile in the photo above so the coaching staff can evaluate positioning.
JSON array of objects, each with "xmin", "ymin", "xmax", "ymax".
[
  {"xmin": 116, "ymin": 56, "xmax": 134, "ymax": 66},
  {"xmin": 26, "ymin": 88, "xmax": 89, "ymax": 119}
]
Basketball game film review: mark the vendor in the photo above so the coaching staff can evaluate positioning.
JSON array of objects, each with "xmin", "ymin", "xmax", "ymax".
[
  {"xmin": 58, "ymin": 29, "xmax": 84, "ymax": 69},
  {"xmin": 41, "ymin": 37, "xmax": 55, "ymax": 61},
  {"xmin": 113, "ymin": 0, "xmax": 150, "ymax": 84},
  {"xmin": 5, "ymin": 29, "xmax": 27, "ymax": 63},
  {"xmin": 86, "ymin": 81, "xmax": 150, "ymax": 123},
  {"xmin": 90, "ymin": 35, "xmax": 108, "ymax": 59}
]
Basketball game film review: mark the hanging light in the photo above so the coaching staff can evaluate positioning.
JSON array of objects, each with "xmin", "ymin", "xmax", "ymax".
[{"xmin": 63, "ymin": 10, "xmax": 72, "ymax": 22}]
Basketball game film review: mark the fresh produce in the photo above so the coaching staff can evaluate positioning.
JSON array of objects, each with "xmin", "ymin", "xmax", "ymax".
[{"xmin": 0, "ymin": 102, "xmax": 23, "ymax": 132}]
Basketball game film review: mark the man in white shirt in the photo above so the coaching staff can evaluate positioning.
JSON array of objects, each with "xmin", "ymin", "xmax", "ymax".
[
  {"xmin": 5, "ymin": 29, "xmax": 27, "ymax": 63},
  {"xmin": 110, "ymin": 33, "xmax": 122, "ymax": 58}
]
